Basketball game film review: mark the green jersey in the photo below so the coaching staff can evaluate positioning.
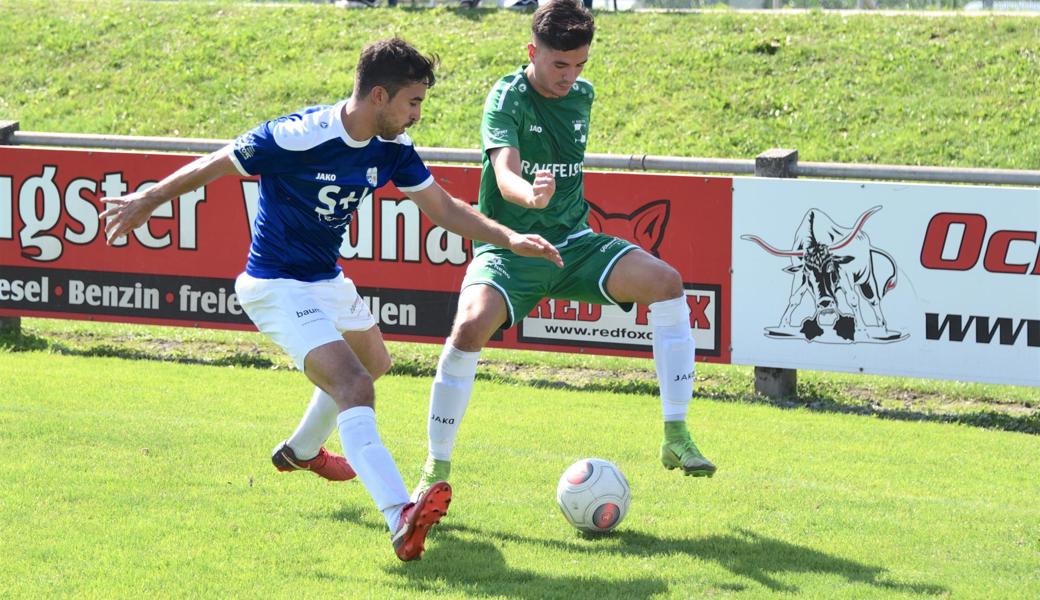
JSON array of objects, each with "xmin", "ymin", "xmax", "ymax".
[{"xmin": 479, "ymin": 66, "xmax": 594, "ymax": 244}]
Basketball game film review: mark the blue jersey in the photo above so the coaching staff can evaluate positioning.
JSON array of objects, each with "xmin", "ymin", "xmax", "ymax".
[{"xmin": 230, "ymin": 101, "xmax": 434, "ymax": 281}]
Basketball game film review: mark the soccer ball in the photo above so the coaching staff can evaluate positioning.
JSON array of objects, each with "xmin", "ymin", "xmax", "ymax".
[{"xmin": 556, "ymin": 458, "xmax": 631, "ymax": 533}]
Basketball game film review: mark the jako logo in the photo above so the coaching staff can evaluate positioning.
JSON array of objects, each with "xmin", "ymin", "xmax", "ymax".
[
  {"xmin": 296, "ymin": 308, "xmax": 321, "ymax": 318},
  {"xmin": 529, "ymin": 124, "xmax": 543, "ymax": 133},
  {"xmin": 316, "ymin": 173, "xmax": 336, "ymax": 182},
  {"xmin": 742, "ymin": 206, "xmax": 907, "ymax": 344},
  {"xmin": 587, "ymin": 199, "xmax": 670, "ymax": 257}
]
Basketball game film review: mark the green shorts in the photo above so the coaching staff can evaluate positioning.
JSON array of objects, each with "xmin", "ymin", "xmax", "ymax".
[{"xmin": 463, "ymin": 230, "xmax": 639, "ymax": 328}]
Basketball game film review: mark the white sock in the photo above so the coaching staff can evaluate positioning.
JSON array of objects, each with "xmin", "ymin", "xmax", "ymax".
[
  {"xmin": 336, "ymin": 406, "xmax": 410, "ymax": 531},
  {"xmin": 649, "ymin": 297, "xmax": 696, "ymax": 422},
  {"xmin": 427, "ymin": 343, "xmax": 480, "ymax": 461},
  {"xmin": 286, "ymin": 388, "xmax": 337, "ymax": 460}
]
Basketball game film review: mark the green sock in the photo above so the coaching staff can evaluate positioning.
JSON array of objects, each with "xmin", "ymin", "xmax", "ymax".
[{"xmin": 663, "ymin": 420, "xmax": 690, "ymax": 442}]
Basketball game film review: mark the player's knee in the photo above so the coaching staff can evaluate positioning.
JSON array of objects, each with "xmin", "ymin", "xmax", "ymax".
[
  {"xmin": 649, "ymin": 262, "xmax": 684, "ymax": 301},
  {"xmin": 328, "ymin": 369, "xmax": 375, "ymax": 410},
  {"xmin": 370, "ymin": 353, "xmax": 392, "ymax": 381},
  {"xmin": 450, "ymin": 316, "xmax": 497, "ymax": 352}
]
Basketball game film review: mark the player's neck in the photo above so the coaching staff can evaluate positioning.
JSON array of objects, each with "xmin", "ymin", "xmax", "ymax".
[
  {"xmin": 524, "ymin": 64, "xmax": 560, "ymax": 100},
  {"xmin": 341, "ymin": 99, "xmax": 377, "ymax": 142}
]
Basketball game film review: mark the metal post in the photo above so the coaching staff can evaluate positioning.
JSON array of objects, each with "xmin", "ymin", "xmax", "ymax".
[
  {"xmin": 752, "ymin": 148, "xmax": 798, "ymax": 400},
  {"xmin": 0, "ymin": 121, "xmax": 20, "ymax": 336},
  {"xmin": 0, "ymin": 120, "xmax": 17, "ymax": 143}
]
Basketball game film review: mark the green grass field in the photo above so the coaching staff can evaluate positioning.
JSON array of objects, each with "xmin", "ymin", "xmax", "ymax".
[{"xmin": 1, "ymin": 347, "xmax": 1038, "ymax": 598}]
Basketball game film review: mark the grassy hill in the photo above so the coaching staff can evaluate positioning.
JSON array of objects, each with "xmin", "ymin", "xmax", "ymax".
[{"xmin": 2, "ymin": 1, "xmax": 1039, "ymax": 168}]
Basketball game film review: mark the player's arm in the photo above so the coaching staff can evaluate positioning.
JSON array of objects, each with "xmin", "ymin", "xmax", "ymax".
[
  {"xmin": 99, "ymin": 145, "xmax": 240, "ymax": 244},
  {"xmin": 488, "ymin": 146, "xmax": 555, "ymax": 209},
  {"xmin": 406, "ymin": 183, "xmax": 562, "ymax": 267}
]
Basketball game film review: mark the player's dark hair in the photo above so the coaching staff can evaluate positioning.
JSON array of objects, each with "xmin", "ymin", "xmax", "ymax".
[
  {"xmin": 354, "ymin": 37, "xmax": 438, "ymax": 99},
  {"xmin": 531, "ymin": 0, "xmax": 595, "ymax": 52}
]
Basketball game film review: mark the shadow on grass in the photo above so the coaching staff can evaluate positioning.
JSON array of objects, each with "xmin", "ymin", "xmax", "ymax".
[
  {"xmin": 0, "ymin": 329, "xmax": 49, "ymax": 352},
  {"xmin": 323, "ymin": 506, "xmax": 944, "ymax": 596},
  {"xmin": 711, "ymin": 382, "xmax": 1040, "ymax": 435},
  {"xmin": 0, "ymin": 330, "xmax": 279, "ymax": 369},
  {"xmin": 325, "ymin": 505, "xmax": 666, "ymax": 599},
  {"xmin": 389, "ymin": 534, "xmax": 667, "ymax": 600},
  {"xmin": 444, "ymin": 524, "xmax": 947, "ymax": 596}
]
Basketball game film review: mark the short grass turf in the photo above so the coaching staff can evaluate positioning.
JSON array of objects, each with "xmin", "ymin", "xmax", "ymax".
[{"xmin": 1, "ymin": 352, "xmax": 1037, "ymax": 598}]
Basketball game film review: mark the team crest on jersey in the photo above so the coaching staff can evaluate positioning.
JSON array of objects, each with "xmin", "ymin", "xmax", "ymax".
[
  {"xmin": 572, "ymin": 120, "xmax": 588, "ymax": 145},
  {"xmin": 366, "ymin": 167, "xmax": 378, "ymax": 187}
]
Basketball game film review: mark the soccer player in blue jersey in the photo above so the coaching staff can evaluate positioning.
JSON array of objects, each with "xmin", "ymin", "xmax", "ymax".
[{"xmin": 99, "ymin": 38, "xmax": 562, "ymax": 562}]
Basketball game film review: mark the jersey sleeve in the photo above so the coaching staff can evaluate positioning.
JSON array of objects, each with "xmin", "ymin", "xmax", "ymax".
[
  {"xmin": 229, "ymin": 119, "xmax": 292, "ymax": 177},
  {"xmin": 390, "ymin": 143, "xmax": 434, "ymax": 193},
  {"xmin": 481, "ymin": 87, "xmax": 520, "ymax": 153}
]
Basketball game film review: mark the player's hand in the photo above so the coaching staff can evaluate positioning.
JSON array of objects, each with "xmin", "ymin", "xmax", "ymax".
[
  {"xmin": 99, "ymin": 193, "xmax": 155, "ymax": 244},
  {"xmin": 508, "ymin": 233, "xmax": 564, "ymax": 268},
  {"xmin": 528, "ymin": 170, "xmax": 555, "ymax": 209}
]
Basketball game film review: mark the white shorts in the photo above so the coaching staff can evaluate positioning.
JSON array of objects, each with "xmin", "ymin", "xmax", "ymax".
[{"xmin": 234, "ymin": 272, "xmax": 377, "ymax": 371}]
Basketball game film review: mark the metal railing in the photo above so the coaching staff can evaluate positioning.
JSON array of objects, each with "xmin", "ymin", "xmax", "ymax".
[{"xmin": 8, "ymin": 130, "xmax": 1040, "ymax": 186}]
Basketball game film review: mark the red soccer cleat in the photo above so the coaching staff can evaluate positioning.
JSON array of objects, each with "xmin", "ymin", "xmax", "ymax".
[
  {"xmin": 392, "ymin": 480, "xmax": 452, "ymax": 561},
  {"xmin": 271, "ymin": 441, "xmax": 356, "ymax": 482}
]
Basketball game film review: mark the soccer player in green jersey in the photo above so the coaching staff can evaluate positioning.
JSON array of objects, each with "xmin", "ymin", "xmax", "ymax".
[{"xmin": 413, "ymin": 0, "xmax": 716, "ymax": 500}]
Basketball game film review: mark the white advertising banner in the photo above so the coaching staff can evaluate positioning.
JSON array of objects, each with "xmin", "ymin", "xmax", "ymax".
[{"xmin": 732, "ymin": 178, "xmax": 1040, "ymax": 386}]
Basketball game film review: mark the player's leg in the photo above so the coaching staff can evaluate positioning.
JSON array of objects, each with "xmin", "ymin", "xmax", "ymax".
[
  {"xmin": 235, "ymin": 273, "xmax": 448, "ymax": 560},
  {"xmin": 273, "ymin": 275, "xmax": 391, "ymax": 481},
  {"xmin": 413, "ymin": 283, "xmax": 508, "ymax": 500},
  {"xmin": 414, "ymin": 249, "xmax": 551, "ymax": 500},
  {"xmin": 305, "ymin": 339, "xmax": 450, "ymax": 561},
  {"xmin": 606, "ymin": 249, "xmax": 716, "ymax": 477},
  {"xmin": 274, "ymin": 325, "xmax": 391, "ymax": 481}
]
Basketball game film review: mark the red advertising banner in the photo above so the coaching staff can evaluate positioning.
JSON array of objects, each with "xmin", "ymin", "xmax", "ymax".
[{"xmin": 0, "ymin": 147, "xmax": 732, "ymax": 362}]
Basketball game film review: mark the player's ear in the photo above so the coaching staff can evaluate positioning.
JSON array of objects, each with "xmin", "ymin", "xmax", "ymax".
[
  {"xmin": 370, "ymin": 85, "xmax": 389, "ymax": 106},
  {"xmin": 527, "ymin": 42, "xmax": 536, "ymax": 63}
]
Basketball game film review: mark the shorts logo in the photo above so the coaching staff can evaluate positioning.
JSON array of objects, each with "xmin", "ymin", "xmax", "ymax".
[
  {"xmin": 485, "ymin": 255, "xmax": 511, "ymax": 279},
  {"xmin": 296, "ymin": 307, "xmax": 322, "ymax": 319}
]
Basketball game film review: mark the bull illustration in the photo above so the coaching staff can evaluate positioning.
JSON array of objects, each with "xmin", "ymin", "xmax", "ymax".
[{"xmin": 742, "ymin": 206, "xmax": 904, "ymax": 343}]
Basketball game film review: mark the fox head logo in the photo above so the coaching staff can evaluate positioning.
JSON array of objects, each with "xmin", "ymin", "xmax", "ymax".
[{"xmin": 587, "ymin": 199, "xmax": 670, "ymax": 257}]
